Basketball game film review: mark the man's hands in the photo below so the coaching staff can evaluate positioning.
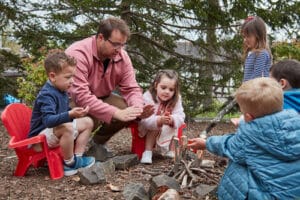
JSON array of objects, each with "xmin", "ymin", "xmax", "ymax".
[
  {"xmin": 187, "ymin": 138, "xmax": 206, "ymax": 150},
  {"xmin": 139, "ymin": 104, "xmax": 155, "ymax": 119},
  {"xmin": 69, "ymin": 106, "xmax": 90, "ymax": 118},
  {"xmin": 113, "ymin": 104, "xmax": 155, "ymax": 122},
  {"xmin": 113, "ymin": 106, "xmax": 143, "ymax": 122}
]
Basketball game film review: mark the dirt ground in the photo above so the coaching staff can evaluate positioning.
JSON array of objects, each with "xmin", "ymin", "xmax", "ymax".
[{"xmin": 0, "ymin": 120, "xmax": 236, "ymax": 200}]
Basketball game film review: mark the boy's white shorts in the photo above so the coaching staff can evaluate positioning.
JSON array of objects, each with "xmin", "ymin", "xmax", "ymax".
[{"xmin": 39, "ymin": 119, "xmax": 78, "ymax": 148}]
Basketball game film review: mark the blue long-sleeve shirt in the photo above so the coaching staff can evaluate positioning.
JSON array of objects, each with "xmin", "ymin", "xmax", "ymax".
[
  {"xmin": 243, "ymin": 49, "xmax": 271, "ymax": 82},
  {"xmin": 28, "ymin": 80, "xmax": 72, "ymax": 137}
]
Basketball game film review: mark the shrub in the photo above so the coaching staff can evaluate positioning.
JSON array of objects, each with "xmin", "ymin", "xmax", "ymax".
[{"xmin": 17, "ymin": 55, "xmax": 47, "ymax": 106}]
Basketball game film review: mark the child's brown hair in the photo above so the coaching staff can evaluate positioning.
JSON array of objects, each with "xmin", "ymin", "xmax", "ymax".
[
  {"xmin": 44, "ymin": 49, "xmax": 76, "ymax": 75},
  {"xmin": 149, "ymin": 69, "xmax": 180, "ymax": 110},
  {"xmin": 270, "ymin": 59, "xmax": 300, "ymax": 88},
  {"xmin": 241, "ymin": 16, "xmax": 271, "ymax": 60}
]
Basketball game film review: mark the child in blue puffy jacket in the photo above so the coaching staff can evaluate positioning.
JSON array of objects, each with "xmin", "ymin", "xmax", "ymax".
[{"xmin": 188, "ymin": 77, "xmax": 300, "ymax": 200}]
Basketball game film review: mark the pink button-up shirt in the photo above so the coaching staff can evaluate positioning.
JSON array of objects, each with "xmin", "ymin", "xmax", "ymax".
[{"xmin": 66, "ymin": 36, "xmax": 144, "ymax": 123}]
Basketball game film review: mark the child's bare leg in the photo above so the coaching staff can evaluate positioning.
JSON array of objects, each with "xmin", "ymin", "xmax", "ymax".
[
  {"xmin": 32, "ymin": 143, "xmax": 43, "ymax": 152},
  {"xmin": 53, "ymin": 123, "xmax": 74, "ymax": 160},
  {"xmin": 74, "ymin": 117, "xmax": 94, "ymax": 154},
  {"xmin": 145, "ymin": 132, "xmax": 159, "ymax": 151},
  {"xmin": 141, "ymin": 132, "xmax": 159, "ymax": 164}
]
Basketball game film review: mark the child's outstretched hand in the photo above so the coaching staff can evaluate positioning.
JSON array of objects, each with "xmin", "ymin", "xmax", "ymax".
[
  {"xmin": 187, "ymin": 138, "xmax": 206, "ymax": 150},
  {"xmin": 69, "ymin": 106, "xmax": 90, "ymax": 118}
]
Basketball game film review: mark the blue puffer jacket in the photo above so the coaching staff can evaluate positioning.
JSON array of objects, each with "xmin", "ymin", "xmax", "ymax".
[{"xmin": 206, "ymin": 109, "xmax": 300, "ymax": 200}]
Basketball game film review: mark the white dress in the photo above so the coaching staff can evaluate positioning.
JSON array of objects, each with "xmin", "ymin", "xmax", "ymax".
[{"xmin": 138, "ymin": 91, "xmax": 185, "ymax": 154}]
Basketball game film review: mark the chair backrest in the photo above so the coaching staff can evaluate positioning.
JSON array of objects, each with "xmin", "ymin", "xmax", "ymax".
[{"xmin": 1, "ymin": 103, "xmax": 32, "ymax": 141}]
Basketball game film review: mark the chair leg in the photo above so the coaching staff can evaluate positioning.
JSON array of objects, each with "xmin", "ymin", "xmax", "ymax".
[
  {"xmin": 47, "ymin": 151, "xmax": 64, "ymax": 180},
  {"xmin": 14, "ymin": 159, "xmax": 31, "ymax": 177}
]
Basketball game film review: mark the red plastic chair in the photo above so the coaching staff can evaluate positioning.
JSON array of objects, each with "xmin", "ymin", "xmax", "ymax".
[
  {"xmin": 1, "ymin": 103, "xmax": 64, "ymax": 180},
  {"xmin": 130, "ymin": 122, "xmax": 187, "ymax": 159}
]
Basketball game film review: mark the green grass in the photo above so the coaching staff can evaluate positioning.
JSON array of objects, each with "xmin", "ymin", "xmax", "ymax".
[{"xmin": 196, "ymin": 111, "xmax": 241, "ymax": 120}]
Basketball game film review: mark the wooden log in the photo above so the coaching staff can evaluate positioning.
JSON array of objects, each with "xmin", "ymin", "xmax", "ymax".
[
  {"xmin": 181, "ymin": 135, "xmax": 188, "ymax": 160},
  {"xmin": 173, "ymin": 137, "xmax": 180, "ymax": 173}
]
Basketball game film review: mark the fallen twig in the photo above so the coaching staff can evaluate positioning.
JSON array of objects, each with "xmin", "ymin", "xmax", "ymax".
[{"xmin": 141, "ymin": 168, "xmax": 161, "ymax": 176}]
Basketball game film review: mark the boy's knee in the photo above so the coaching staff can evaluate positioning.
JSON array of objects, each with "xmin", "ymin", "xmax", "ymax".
[
  {"xmin": 84, "ymin": 117, "xmax": 94, "ymax": 130},
  {"xmin": 54, "ymin": 123, "xmax": 73, "ymax": 137}
]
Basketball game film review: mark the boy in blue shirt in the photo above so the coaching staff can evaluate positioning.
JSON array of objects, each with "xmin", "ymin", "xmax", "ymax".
[
  {"xmin": 188, "ymin": 77, "xmax": 300, "ymax": 199},
  {"xmin": 28, "ymin": 50, "xmax": 95, "ymax": 176},
  {"xmin": 270, "ymin": 59, "xmax": 300, "ymax": 112}
]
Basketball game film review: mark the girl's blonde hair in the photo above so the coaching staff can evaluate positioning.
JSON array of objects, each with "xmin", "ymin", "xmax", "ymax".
[
  {"xmin": 149, "ymin": 69, "xmax": 180, "ymax": 110},
  {"xmin": 235, "ymin": 77, "xmax": 283, "ymax": 118},
  {"xmin": 241, "ymin": 16, "xmax": 271, "ymax": 60}
]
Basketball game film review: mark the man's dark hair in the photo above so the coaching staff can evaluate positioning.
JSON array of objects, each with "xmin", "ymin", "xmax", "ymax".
[{"xmin": 96, "ymin": 17, "xmax": 130, "ymax": 39}]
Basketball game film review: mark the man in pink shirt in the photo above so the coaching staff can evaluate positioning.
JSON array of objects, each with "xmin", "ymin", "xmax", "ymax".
[{"xmin": 66, "ymin": 17, "xmax": 154, "ymax": 147}]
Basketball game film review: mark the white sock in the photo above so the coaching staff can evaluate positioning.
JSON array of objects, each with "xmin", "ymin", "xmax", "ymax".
[
  {"xmin": 64, "ymin": 155, "xmax": 75, "ymax": 166},
  {"xmin": 75, "ymin": 153, "xmax": 83, "ymax": 157}
]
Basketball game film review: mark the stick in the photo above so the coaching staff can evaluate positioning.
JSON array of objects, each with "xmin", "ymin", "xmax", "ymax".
[
  {"xmin": 181, "ymin": 174, "xmax": 188, "ymax": 188},
  {"xmin": 200, "ymin": 98, "xmax": 237, "ymax": 138},
  {"xmin": 141, "ymin": 168, "xmax": 160, "ymax": 176},
  {"xmin": 177, "ymin": 169, "xmax": 187, "ymax": 182},
  {"xmin": 190, "ymin": 168, "xmax": 219, "ymax": 184},
  {"xmin": 181, "ymin": 160, "xmax": 197, "ymax": 180},
  {"xmin": 181, "ymin": 160, "xmax": 198, "ymax": 187}
]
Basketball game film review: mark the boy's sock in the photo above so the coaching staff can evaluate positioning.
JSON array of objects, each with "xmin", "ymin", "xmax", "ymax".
[
  {"xmin": 75, "ymin": 153, "xmax": 83, "ymax": 157},
  {"xmin": 64, "ymin": 155, "xmax": 75, "ymax": 167}
]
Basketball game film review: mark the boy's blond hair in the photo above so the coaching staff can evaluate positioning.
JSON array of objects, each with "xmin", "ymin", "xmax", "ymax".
[{"xmin": 235, "ymin": 77, "xmax": 283, "ymax": 118}]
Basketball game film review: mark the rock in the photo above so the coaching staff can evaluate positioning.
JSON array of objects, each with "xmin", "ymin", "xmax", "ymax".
[
  {"xmin": 193, "ymin": 184, "xmax": 217, "ymax": 198},
  {"xmin": 85, "ymin": 142, "xmax": 113, "ymax": 162},
  {"xmin": 112, "ymin": 154, "xmax": 139, "ymax": 170},
  {"xmin": 78, "ymin": 160, "xmax": 115, "ymax": 185},
  {"xmin": 123, "ymin": 182, "xmax": 149, "ymax": 200},
  {"xmin": 149, "ymin": 174, "xmax": 180, "ymax": 198}
]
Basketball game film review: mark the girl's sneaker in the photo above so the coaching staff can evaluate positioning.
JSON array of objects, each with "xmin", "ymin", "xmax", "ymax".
[
  {"xmin": 64, "ymin": 155, "xmax": 95, "ymax": 176},
  {"xmin": 140, "ymin": 151, "xmax": 152, "ymax": 164}
]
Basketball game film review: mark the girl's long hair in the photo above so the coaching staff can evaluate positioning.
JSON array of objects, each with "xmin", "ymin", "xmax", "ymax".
[
  {"xmin": 149, "ymin": 69, "xmax": 180, "ymax": 110},
  {"xmin": 241, "ymin": 16, "xmax": 271, "ymax": 60}
]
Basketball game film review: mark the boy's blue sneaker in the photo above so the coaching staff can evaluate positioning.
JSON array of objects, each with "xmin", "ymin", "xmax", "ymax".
[{"xmin": 64, "ymin": 156, "xmax": 95, "ymax": 176}]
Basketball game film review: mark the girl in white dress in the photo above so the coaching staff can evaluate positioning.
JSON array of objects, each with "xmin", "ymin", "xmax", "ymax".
[{"xmin": 139, "ymin": 69, "xmax": 185, "ymax": 164}]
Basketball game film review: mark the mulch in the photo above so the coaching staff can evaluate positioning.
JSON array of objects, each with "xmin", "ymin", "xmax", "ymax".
[{"xmin": 0, "ymin": 120, "xmax": 235, "ymax": 200}]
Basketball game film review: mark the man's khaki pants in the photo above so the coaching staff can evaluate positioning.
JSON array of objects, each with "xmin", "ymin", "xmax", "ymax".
[{"xmin": 92, "ymin": 94, "xmax": 131, "ymax": 145}]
